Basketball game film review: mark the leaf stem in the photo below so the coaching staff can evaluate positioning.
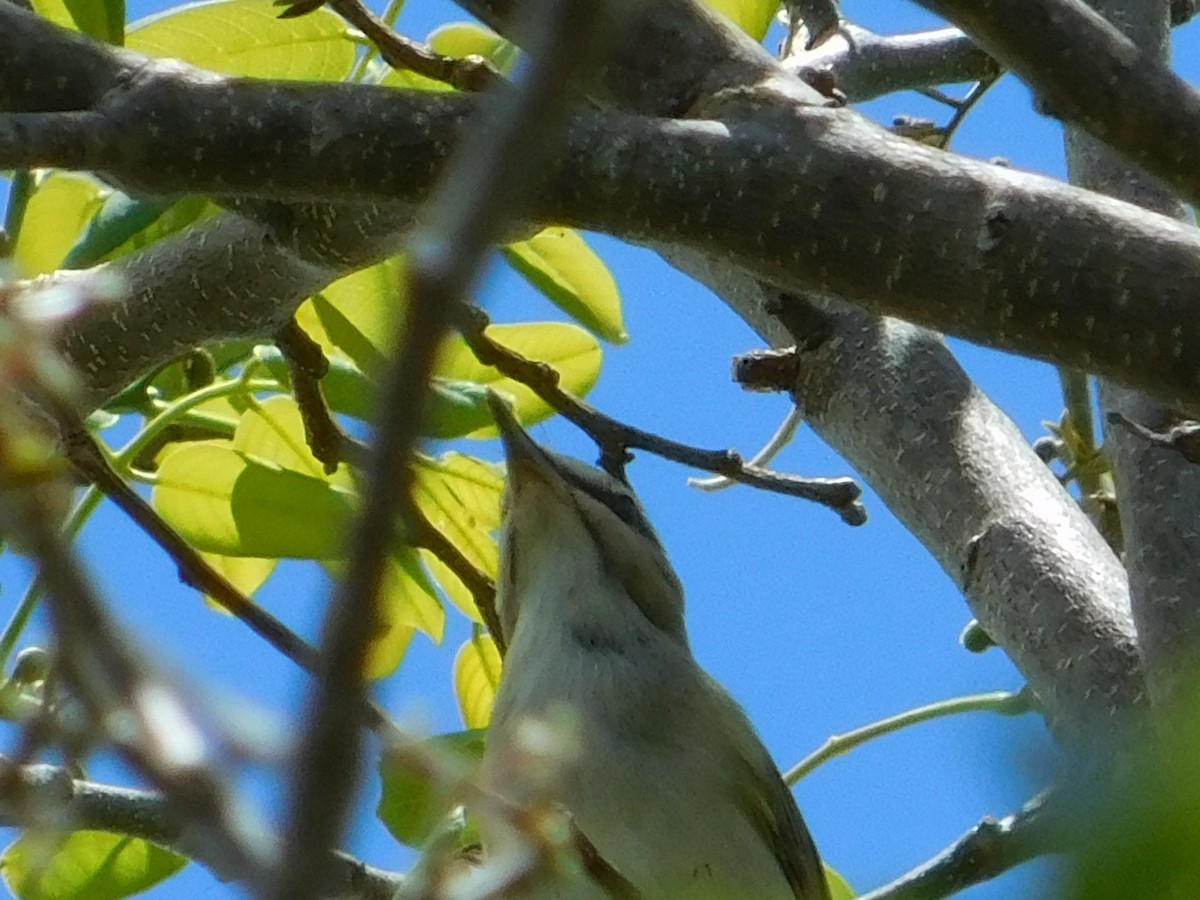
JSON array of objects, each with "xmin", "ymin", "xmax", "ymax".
[{"xmin": 784, "ymin": 688, "xmax": 1033, "ymax": 784}]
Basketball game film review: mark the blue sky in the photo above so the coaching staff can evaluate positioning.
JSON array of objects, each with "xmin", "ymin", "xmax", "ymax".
[{"xmin": 3, "ymin": 1, "xmax": 1198, "ymax": 897}]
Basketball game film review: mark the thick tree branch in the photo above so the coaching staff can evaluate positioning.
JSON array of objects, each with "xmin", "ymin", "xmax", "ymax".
[
  {"xmin": 1062, "ymin": 0, "xmax": 1200, "ymax": 714},
  {"xmin": 783, "ymin": 25, "xmax": 995, "ymax": 101},
  {"xmin": 916, "ymin": 0, "xmax": 1200, "ymax": 205},
  {"xmin": 657, "ymin": 257, "xmax": 1144, "ymax": 744},
  {"xmin": 8, "ymin": 9, "xmax": 1200, "ymax": 417}
]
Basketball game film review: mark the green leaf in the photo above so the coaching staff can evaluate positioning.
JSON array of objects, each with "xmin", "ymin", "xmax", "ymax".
[
  {"xmin": 381, "ymin": 547, "xmax": 445, "ymax": 644},
  {"xmin": 60, "ymin": 195, "xmax": 173, "ymax": 269},
  {"xmin": 412, "ymin": 453, "xmax": 502, "ymax": 579},
  {"xmin": 127, "ymin": 0, "xmax": 355, "ymax": 80},
  {"xmin": 199, "ymin": 552, "xmax": 276, "ymax": 610},
  {"xmin": 67, "ymin": 196, "xmax": 217, "ymax": 268},
  {"xmin": 319, "ymin": 552, "xmax": 436, "ymax": 677},
  {"xmin": 294, "ymin": 258, "xmax": 403, "ymax": 374},
  {"xmin": 454, "ymin": 634, "xmax": 501, "ymax": 728},
  {"xmin": 232, "ymin": 395, "xmax": 332, "ymax": 479},
  {"xmin": 377, "ymin": 730, "xmax": 487, "ymax": 847},
  {"xmin": 502, "ymin": 229, "xmax": 626, "ymax": 343},
  {"xmin": 421, "ymin": 378, "xmax": 494, "ymax": 440},
  {"xmin": 152, "ymin": 441, "xmax": 354, "ymax": 558},
  {"xmin": 31, "ymin": 0, "xmax": 124, "ymax": 43},
  {"xmin": 427, "ymin": 22, "xmax": 516, "ymax": 72},
  {"xmin": 824, "ymin": 865, "xmax": 854, "ymax": 900},
  {"xmin": 12, "ymin": 173, "xmax": 104, "ymax": 277},
  {"xmin": 702, "ymin": 0, "xmax": 778, "ymax": 40},
  {"xmin": 434, "ymin": 323, "xmax": 603, "ymax": 437},
  {"xmin": 1, "ymin": 831, "xmax": 185, "ymax": 900},
  {"xmin": 418, "ymin": 548, "xmax": 481, "ymax": 623}
]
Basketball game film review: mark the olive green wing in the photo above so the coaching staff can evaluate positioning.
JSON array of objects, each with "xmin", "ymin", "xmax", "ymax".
[{"xmin": 711, "ymin": 679, "xmax": 831, "ymax": 900}]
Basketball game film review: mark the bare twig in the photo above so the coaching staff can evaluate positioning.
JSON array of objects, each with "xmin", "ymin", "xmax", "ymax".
[
  {"xmin": 457, "ymin": 304, "xmax": 866, "ymax": 525},
  {"xmin": 55, "ymin": 421, "xmax": 404, "ymax": 742},
  {"xmin": 687, "ymin": 406, "xmax": 804, "ymax": 492},
  {"xmin": 857, "ymin": 791, "xmax": 1062, "ymax": 900},
  {"xmin": 274, "ymin": 0, "xmax": 619, "ymax": 894},
  {"xmin": 60, "ymin": 426, "xmax": 321, "ymax": 672},
  {"xmin": 938, "ymin": 72, "xmax": 1000, "ymax": 147},
  {"xmin": 275, "ymin": 318, "xmax": 341, "ymax": 475},
  {"xmin": 320, "ymin": 0, "xmax": 501, "ymax": 91},
  {"xmin": 0, "ymin": 756, "xmax": 404, "ymax": 900},
  {"xmin": 1107, "ymin": 411, "xmax": 1200, "ymax": 465},
  {"xmin": 410, "ymin": 510, "xmax": 504, "ymax": 655},
  {"xmin": 784, "ymin": 689, "xmax": 1033, "ymax": 784}
]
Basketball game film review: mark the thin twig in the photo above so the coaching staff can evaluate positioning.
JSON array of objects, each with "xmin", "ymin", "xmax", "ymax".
[
  {"xmin": 457, "ymin": 304, "xmax": 867, "ymax": 525},
  {"xmin": 856, "ymin": 791, "xmax": 1061, "ymax": 900},
  {"xmin": 687, "ymin": 406, "xmax": 804, "ymax": 492},
  {"xmin": 55, "ymin": 421, "xmax": 403, "ymax": 741},
  {"xmin": 60, "ymin": 426, "xmax": 321, "ymax": 671},
  {"xmin": 1107, "ymin": 410, "xmax": 1200, "ymax": 464},
  {"xmin": 938, "ymin": 72, "xmax": 1000, "ymax": 148},
  {"xmin": 274, "ymin": 0, "xmax": 615, "ymax": 893},
  {"xmin": 276, "ymin": 318, "xmax": 342, "ymax": 475},
  {"xmin": 411, "ymin": 510, "xmax": 504, "ymax": 654},
  {"xmin": 784, "ymin": 688, "xmax": 1033, "ymax": 784},
  {"xmin": 321, "ymin": 0, "xmax": 501, "ymax": 91}
]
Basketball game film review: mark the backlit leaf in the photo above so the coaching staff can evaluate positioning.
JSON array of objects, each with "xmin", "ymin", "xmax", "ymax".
[
  {"xmin": 200, "ymin": 552, "xmax": 276, "ymax": 612},
  {"xmin": 825, "ymin": 865, "xmax": 854, "ymax": 900},
  {"xmin": 13, "ymin": 173, "xmax": 104, "ymax": 277},
  {"xmin": 702, "ymin": 0, "xmax": 777, "ymax": 40},
  {"xmin": 377, "ymin": 730, "xmax": 486, "ymax": 847},
  {"xmin": 233, "ymin": 396, "xmax": 333, "ymax": 480},
  {"xmin": 153, "ymin": 441, "xmax": 354, "ymax": 558},
  {"xmin": 1, "ymin": 831, "xmax": 185, "ymax": 900},
  {"xmin": 502, "ymin": 229, "xmax": 626, "ymax": 343},
  {"xmin": 454, "ymin": 634, "xmax": 502, "ymax": 728},
  {"xmin": 419, "ymin": 548, "xmax": 482, "ymax": 623},
  {"xmin": 294, "ymin": 259, "xmax": 402, "ymax": 374},
  {"xmin": 128, "ymin": 0, "xmax": 355, "ymax": 80},
  {"xmin": 412, "ymin": 453, "xmax": 502, "ymax": 578},
  {"xmin": 31, "ymin": 0, "xmax": 124, "ymax": 43},
  {"xmin": 434, "ymin": 323, "xmax": 602, "ymax": 437}
]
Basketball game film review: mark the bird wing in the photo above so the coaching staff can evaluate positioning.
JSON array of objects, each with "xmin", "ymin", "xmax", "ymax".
[{"xmin": 712, "ymin": 680, "xmax": 832, "ymax": 900}]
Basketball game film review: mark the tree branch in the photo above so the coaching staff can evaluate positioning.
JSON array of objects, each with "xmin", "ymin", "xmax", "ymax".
[
  {"xmin": 0, "ymin": 757, "xmax": 404, "ymax": 900},
  {"xmin": 857, "ymin": 792, "xmax": 1062, "ymax": 900},
  {"xmin": 916, "ymin": 0, "xmax": 1200, "ymax": 205},
  {"xmin": 783, "ymin": 25, "xmax": 995, "ymax": 102},
  {"xmin": 459, "ymin": 305, "xmax": 866, "ymax": 523},
  {"xmin": 4, "ymin": 0, "xmax": 1185, "ymax": 739},
  {"xmin": 8, "ymin": 7, "xmax": 1200, "ymax": 415},
  {"xmin": 324, "ymin": 0, "xmax": 500, "ymax": 91},
  {"xmin": 1059, "ymin": 0, "xmax": 1200, "ymax": 715}
]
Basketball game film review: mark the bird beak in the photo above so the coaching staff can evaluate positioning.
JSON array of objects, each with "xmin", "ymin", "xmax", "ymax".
[{"xmin": 485, "ymin": 390, "xmax": 558, "ymax": 485}]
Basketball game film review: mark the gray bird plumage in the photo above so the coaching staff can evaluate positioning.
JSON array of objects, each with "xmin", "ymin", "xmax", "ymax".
[{"xmin": 479, "ymin": 393, "xmax": 830, "ymax": 900}]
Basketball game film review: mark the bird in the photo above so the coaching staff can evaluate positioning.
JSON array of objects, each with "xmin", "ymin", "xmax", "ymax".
[{"xmin": 477, "ymin": 391, "xmax": 831, "ymax": 900}]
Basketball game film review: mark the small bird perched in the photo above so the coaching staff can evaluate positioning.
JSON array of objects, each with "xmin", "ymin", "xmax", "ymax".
[{"xmin": 479, "ymin": 392, "xmax": 830, "ymax": 899}]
